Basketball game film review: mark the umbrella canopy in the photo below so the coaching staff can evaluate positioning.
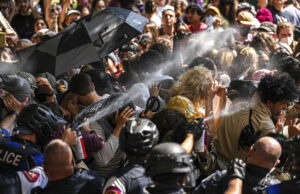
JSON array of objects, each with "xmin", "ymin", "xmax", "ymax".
[{"xmin": 13, "ymin": 7, "xmax": 147, "ymax": 76}]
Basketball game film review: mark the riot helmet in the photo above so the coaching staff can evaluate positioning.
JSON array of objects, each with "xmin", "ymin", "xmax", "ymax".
[
  {"xmin": 15, "ymin": 104, "xmax": 67, "ymax": 148},
  {"xmin": 120, "ymin": 118, "xmax": 159, "ymax": 156},
  {"xmin": 145, "ymin": 142, "xmax": 193, "ymax": 177}
]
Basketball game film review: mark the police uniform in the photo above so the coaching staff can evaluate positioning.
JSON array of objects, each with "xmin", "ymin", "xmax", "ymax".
[
  {"xmin": 193, "ymin": 164, "xmax": 279, "ymax": 194},
  {"xmin": 145, "ymin": 184, "xmax": 186, "ymax": 194},
  {"xmin": 0, "ymin": 129, "xmax": 43, "ymax": 173},
  {"xmin": 103, "ymin": 160, "xmax": 152, "ymax": 194},
  {"xmin": 266, "ymin": 180, "xmax": 300, "ymax": 193},
  {"xmin": 0, "ymin": 166, "xmax": 48, "ymax": 194},
  {"xmin": 38, "ymin": 168, "xmax": 105, "ymax": 194}
]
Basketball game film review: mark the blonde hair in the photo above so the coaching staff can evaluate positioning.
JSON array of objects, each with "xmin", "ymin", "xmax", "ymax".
[
  {"xmin": 215, "ymin": 48, "xmax": 235, "ymax": 72},
  {"xmin": 240, "ymin": 47, "xmax": 258, "ymax": 69},
  {"xmin": 229, "ymin": 47, "xmax": 258, "ymax": 79},
  {"xmin": 169, "ymin": 66, "xmax": 213, "ymax": 104}
]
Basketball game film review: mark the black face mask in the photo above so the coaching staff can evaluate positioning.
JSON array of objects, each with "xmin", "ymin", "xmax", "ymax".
[{"xmin": 239, "ymin": 27, "xmax": 250, "ymax": 37}]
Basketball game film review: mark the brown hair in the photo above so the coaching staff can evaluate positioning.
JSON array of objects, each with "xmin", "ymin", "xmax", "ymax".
[
  {"xmin": 277, "ymin": 22, "xmax": 294, "ymax": 35},
  {"xmin": 250, "ymin": 32, "xmax": 277, "ymax": 55}
]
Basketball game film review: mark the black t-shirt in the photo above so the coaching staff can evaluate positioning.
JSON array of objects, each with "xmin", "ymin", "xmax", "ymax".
[
  {"xmin": 11, "ymin": 14, "xmax": 35, "ymax": 39},
  {"xmin": 267, "ymin": 6, "xmax": 290, "ymax": 24}
]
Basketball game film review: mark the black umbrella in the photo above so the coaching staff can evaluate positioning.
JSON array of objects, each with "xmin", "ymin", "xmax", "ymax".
[{"xmin": 13, "ymin": 7, "xmax": 148, "ymax": 76}]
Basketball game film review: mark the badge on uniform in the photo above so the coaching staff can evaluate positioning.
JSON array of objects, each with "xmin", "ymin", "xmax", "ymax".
[{"xmin": 23, "ymin": 171, "xmax": 40, "ymax": 182}]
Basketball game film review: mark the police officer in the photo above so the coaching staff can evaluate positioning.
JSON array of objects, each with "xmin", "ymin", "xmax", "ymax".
[
  {"xmin": 145, "ymin": 142, "xmax": 194, "ymax": 194},
  {"xmin": 194, "ymin": 137, "xmax": 281, "ymax": 194},
  {"xmin": 265, "ymin": 135, "xmax": 300, "ymax": 193},
  {"xmin": 0, "ymin": 104, "xmax": 66, "ymax": 172},
  {"xmin": 38, "ymin": 139, "xmax": 105, "ymax": 194},
  {"xmin": 0, "ymin": 166, "xmax": 48, "ymax": 194},
  {"xmin": 103, "ymin": 118, "xmax": 159, "ymax": 194}
]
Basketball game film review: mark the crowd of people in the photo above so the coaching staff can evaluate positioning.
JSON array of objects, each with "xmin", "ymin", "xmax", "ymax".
[{"xmin": 1, "ymin": 0, "xmax": 300, "ymax": 193}]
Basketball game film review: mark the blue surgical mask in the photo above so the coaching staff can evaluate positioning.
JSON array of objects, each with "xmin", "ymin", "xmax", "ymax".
[{"xmin": 205, "ymin": 15, "xmax": 215, "ymax": 27}]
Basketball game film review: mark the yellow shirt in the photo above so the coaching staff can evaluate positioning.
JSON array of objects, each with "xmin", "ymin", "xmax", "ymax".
[{"xmin": 166, "ymin": 95, "xmax": 205, "ymax": 121}]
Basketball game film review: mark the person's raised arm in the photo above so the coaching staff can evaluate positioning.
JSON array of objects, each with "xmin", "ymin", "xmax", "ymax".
[
  {"xmin": 182, "ymin": 121, "xmax": 204, "ymax": 154},
  {"xmin": 0, "ymin": 95, "xmax": 28, "ymax": 132},
  {"xmin": 8, "ymin": 0, "xmax": 16, "ymax": 23},
  {"xmin": 59, "ymin": 0, "xmax": 71, "ymax": 30},
  {"xmin": 29, "ymin": 0, "xmax": 41, "ymax": 19}
]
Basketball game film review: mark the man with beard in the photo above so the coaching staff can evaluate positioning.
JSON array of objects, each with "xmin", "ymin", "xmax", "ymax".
[{"xmin": 11, "ymin": 0, "xmax": 40, "ymax": 39}]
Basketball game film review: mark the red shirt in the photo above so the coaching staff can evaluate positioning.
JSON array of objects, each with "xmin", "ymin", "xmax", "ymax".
[{"xmin": 188, "ymin": 22, "xmax": 208, "ymax": 33}]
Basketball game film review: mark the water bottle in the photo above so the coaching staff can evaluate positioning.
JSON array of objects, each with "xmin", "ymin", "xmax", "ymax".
[{"xmin": 73, "ymin": 130, "xmax": 87, "ymax": 161}]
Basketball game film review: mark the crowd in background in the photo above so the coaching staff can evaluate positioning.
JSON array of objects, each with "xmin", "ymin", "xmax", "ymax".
[{"xmin": 1, "ymin": 0, "xmax": 300, "ymax": 193}]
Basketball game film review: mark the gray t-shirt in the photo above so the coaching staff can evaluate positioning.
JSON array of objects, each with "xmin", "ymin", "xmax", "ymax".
[
  {"xmin": 284, "ymin": 5, "xmax": 300, "ymax": 26},
  {"xmin": 87, "ymin": 121, "xmax": 126, "ymax": 179}
]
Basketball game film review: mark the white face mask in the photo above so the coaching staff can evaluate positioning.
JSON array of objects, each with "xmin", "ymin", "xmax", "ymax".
[
  {"xmin": 281, "ymin": 37, "xmax": 293, "ymax": 46},
  {"xmin": 205, "ymin": 15, "xmax": 215, "ymax": 27}
]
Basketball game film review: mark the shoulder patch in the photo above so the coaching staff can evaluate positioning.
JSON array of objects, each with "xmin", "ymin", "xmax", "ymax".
[
  {"xmin": 105, "ymin": 186, "xmax": 121, "ymax": 194},
  {"xmin": 22, "ymin": 171, "xmax": 40, "ymax": 182}
]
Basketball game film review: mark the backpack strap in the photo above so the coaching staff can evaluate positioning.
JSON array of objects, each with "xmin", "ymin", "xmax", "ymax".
[{"xmin": 249, "ymin": 108, "xmax": 253, "ymax": 127}]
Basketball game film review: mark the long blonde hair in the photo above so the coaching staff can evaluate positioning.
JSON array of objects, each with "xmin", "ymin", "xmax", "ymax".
[{"xmin": 169, "ymin": 66, "xmax": 213, "ymax": 105}]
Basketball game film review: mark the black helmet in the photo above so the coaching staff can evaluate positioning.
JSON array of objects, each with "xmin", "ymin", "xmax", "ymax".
[
  {"xmin": 15, "ymin": 104, "xmax": 67, "ymax": 147},
  {"xmin": 120, "ymin": 118, "xmax": 159, "ymax": 156},
  {"xmin": 145, "ymin": 142, "xmax": 193, "ymax": 177}
]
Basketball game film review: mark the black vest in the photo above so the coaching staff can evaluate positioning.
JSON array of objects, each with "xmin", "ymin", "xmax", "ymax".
[
  {"xmin": 0, "ymin": 137, "xmax": 41, "ymax": 173},
  {"xmin": 114, "ymin": 160, "xmax": 152, "ymax": 194}
]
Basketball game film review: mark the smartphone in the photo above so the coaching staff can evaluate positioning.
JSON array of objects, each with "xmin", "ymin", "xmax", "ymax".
[{"xmin": 0, "ymin": 32, "xmax": 6, "ymax": 47}]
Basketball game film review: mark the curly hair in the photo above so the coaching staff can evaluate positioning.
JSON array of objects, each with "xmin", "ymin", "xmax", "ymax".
[
  {"xmin": 169, "ymin": 66, "xmax": 213, "ymax": 105},
  {"xmin": 258, "ymin": 72, "xmax": 299, "ymax": 103},
  {"xmin": 278, "ymin": 56, "xmax": 300, "ymax": 83}
]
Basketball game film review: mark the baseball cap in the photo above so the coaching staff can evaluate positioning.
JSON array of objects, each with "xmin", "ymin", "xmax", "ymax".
[
  {"xmin": 206, "ymin": 5, "xmax": 221, "ymax": 17},
  {"xmin": 0, "ymin": 74, "xmax": 31, "ymax": 102},
  {"xmin": 236, "ymin": 11, "xmax": 258, "ymax": 26},
  {"xmin": 66, "ymin": 9, "xmax": 81, "ymax": 17},
  {"xmin": 162, "ymin": 5, "xmax": 175, "ymax": 14},
  {"xmin": 258, "ymin": 21, "xmax": 277, "ymax": 34},
  {"xmin": 238, "ymin": 2, "xmax": 256, "ymax": 16},
  {"xmin": 16, "ymin": 72, "xmax": 37, "ymax": 90}
]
